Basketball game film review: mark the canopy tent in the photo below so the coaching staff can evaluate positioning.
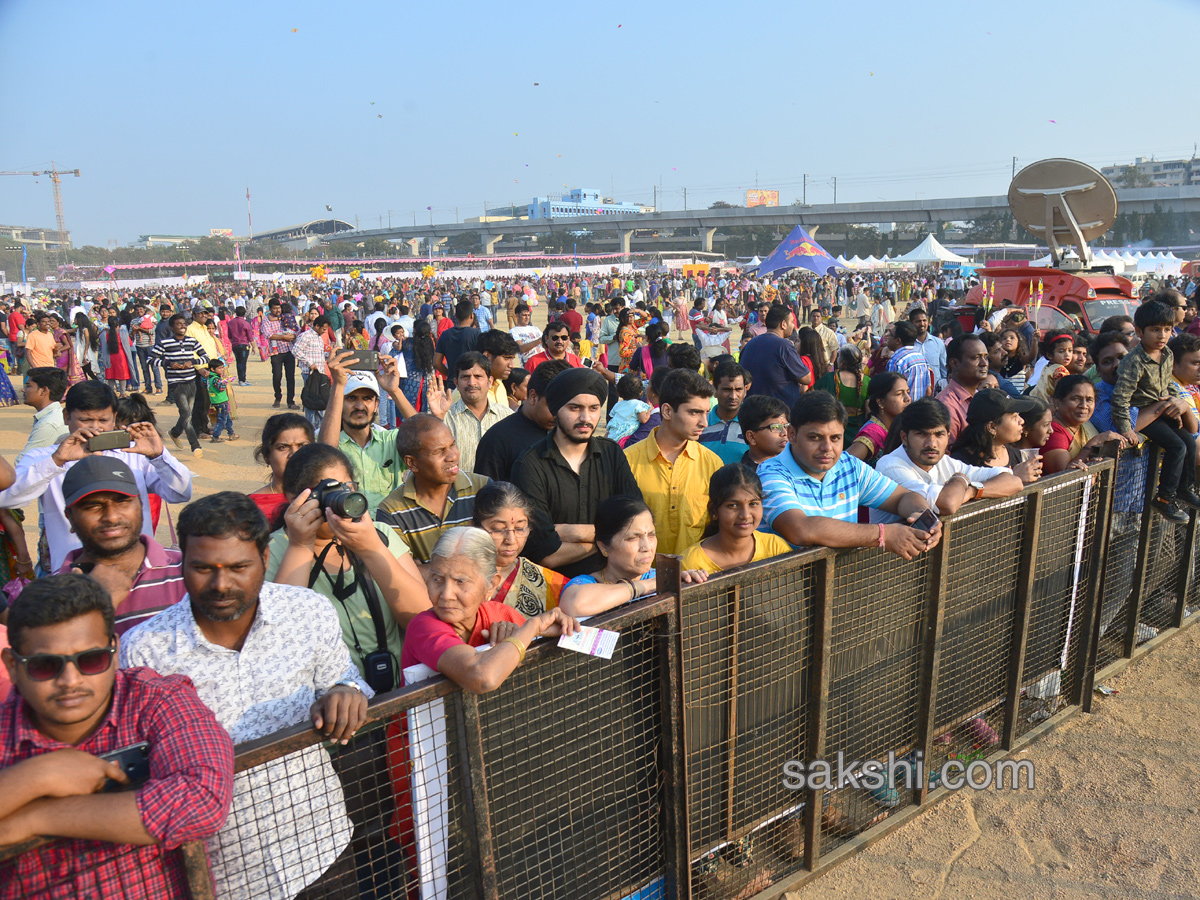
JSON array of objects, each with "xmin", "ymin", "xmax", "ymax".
[
  {"xmin": 893, "ymin": 234, "xmax": 970, "ymax": 265},
  {"xmin": 755, "ymin": 225, "xmax": 841, "ymax": 277}
]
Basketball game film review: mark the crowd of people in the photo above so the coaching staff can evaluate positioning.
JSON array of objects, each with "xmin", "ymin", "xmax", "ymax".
[{"xmin": 0, "ymin": 264, "xmax": 1198, "ymax": 898}]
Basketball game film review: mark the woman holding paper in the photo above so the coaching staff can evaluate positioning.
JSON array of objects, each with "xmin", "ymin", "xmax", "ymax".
[
  {"xmin": 558, "ymin": 496, "xmax": 708, "ymax": 618},
  {"xmin": 400, "ymin": 526, "xmax": 580, "ymax": 693}
]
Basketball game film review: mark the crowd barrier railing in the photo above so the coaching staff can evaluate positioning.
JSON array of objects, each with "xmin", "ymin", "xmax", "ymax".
[{"xmin": 4, "ymin": 449, "xmax": 1200, "ymax": 900}]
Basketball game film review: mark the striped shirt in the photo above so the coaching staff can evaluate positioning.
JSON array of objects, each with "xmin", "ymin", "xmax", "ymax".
[
  {"xmin": 376, "ymin": 471, "xmax": 491, "ymax": 563},
  {"xmin": 57, "ymin": 536, "xmax": 186, "ymax": 635},
  {"xmin": 759, "ymin": 448, "xmax": 899, "ymax": 537},
  {"xmin": 151, "ymin": 335, "xmax": 208, "ymax": 385},
  {"xmin": 444, "ymin": 397, "xmax": 512, "ymax": 475},
  {"xmin": 887, "ymin": 345, "xmax": 933, "ymax": 399}
]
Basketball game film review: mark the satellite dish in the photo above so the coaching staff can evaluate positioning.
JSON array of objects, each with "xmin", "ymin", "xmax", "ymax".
[{"xmin": 1009, "ymin": 158, "xmax": 1117, "ymax": 269}]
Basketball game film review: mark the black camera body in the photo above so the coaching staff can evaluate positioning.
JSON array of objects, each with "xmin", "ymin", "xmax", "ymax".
[{"xmin": 310, "ymin": 478, "xmax": 369, "ymax": 521}]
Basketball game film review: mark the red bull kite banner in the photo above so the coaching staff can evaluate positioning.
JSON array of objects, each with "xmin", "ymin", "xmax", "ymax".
[{"xmin": 755, "ymin": 224, "xmax": 840, "ymax": 277}]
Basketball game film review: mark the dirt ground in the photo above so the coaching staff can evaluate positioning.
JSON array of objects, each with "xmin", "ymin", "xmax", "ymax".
[{"xmin": 789, "ymin": 624, "xmax": 1200, "ymax": 900}]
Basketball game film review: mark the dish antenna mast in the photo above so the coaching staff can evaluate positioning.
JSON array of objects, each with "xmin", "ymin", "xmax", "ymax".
[{"xmin": 1008, "ymin": 158, "xmax": 1117, "ymax": 271}]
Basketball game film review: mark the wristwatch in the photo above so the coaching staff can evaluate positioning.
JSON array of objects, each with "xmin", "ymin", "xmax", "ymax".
[{"xmin": 332, "ymin": 680, "xmax": 364, "ymax": 694}]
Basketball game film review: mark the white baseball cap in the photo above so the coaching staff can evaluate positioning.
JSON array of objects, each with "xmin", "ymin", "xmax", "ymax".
[{"xmin": 343, "ymin": 372, "xmax": 380, "ymax": 397}]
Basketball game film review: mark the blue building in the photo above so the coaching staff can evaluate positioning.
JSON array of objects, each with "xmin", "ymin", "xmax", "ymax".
[{"xmin": 527, "ymin": 188, "xmax": 645, "ymax": 220}]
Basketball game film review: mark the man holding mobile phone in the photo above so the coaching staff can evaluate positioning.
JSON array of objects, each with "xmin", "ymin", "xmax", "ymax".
[
  {"xmin": 0, "ymin": 575, "xmax": 234, "ymax": 895},
  {"xmin": 870, "ymin": 398, "xmax": 1023, "ymax": 525}
]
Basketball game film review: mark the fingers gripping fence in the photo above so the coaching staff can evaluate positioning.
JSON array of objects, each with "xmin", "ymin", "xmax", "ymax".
[{"xmin": 10, "ymin": 454, "xmax": 1200, "ymax": 900}]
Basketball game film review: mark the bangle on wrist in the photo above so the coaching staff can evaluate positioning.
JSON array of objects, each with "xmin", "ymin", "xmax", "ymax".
[
  {"xmin": 622, "ymin": 578, "xmax": 637, "ymax": 600},
  {"xmin": 877, "ymin": 523, "xmax": 886, "ymax": 549},
  {"xmin": 502, "ymin": 636, "xmax": 527, "ymax": 664}
]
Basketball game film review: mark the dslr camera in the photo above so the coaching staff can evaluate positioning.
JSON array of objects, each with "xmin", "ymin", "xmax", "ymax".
[{"xmin": 310, "ymin": 478, "xmax": 369, "ymax": 521}]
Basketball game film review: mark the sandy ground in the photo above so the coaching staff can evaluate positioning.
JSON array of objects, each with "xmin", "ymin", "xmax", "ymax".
[{"xmin": 789, "ymin": 624, "xmax": 1200, "ymax": 900}]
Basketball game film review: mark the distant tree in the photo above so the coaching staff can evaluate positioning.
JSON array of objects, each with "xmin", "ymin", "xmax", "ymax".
[
  {"xmin": 1114, "ymin": 166, "xmax": 1155, "ymax": 189},
  {"xmin": 709, "ymin": 201, "xmax": 739, "ymax": 209}
]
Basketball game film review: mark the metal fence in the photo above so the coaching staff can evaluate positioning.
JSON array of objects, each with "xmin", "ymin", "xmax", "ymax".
[{"xmin": 5, "ymin": 450, "xmax": 1200, "ymax": 900}]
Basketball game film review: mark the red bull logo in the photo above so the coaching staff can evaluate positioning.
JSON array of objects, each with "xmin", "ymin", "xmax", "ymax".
[{"xmin": 784, "ymin": 241, "xmax": 826, "ymax": 259}]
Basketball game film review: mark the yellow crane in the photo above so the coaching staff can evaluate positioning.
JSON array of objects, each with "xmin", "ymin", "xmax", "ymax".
[{"xmin": 0, "ymin": 162, "xmax": 81, "ymax": 248}]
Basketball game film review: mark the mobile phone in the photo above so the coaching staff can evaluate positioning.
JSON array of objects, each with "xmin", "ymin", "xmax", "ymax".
[
  {"xmin": 911, "ymin": 508, "xmax": 940, "ymax": 533},
  {"xmin": 100, "ymin": 741, "xmax": 151, "ymax": 792},
  {"xmin": 87, "ymin": 430, "xmax": 132, "ymax": 452},
  {"xmin": 345, "ymin": 350, "xmax": 379, "ymax": 372}
]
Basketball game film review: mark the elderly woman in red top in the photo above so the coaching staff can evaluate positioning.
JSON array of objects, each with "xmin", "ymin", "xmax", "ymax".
[{"xmin": 400, "ymin": 526, "xmax": 579, "ymax": 693}]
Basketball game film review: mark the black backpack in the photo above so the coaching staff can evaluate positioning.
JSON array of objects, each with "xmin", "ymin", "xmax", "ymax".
[{"xmin": 300, "ymin": 370, "xmax": 331, "ymax": 411}]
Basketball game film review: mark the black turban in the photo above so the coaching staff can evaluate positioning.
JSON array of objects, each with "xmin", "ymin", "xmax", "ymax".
[{"xmin": 543, "ymin": 367, "xmax": 608, "ymax": 416}]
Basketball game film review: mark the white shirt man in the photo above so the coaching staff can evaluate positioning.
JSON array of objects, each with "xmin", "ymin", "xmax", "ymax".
[
  {"xmin": 869, "ymin": 399, "xmax": 1021, "ymax": 524},
  {"xmin": 122, "ymin": 580, "xmax": 371, "ymax": 900}
]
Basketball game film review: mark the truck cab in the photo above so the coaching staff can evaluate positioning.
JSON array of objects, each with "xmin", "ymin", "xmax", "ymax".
[{"xmin": 963, "ymin": 265, "xmax": 1140, "ymax": 334}]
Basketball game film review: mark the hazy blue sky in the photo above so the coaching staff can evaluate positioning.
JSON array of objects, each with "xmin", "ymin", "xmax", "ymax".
[{"xmin": 2, "ymin": 0, "xmax": 1197, "ymax": 248}]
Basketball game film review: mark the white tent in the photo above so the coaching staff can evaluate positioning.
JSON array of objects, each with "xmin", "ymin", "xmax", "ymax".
[
  {"xmin": 847, "ymin": 255, "xmax": 865, "ymax": 269},
  {"xmin": 1121, "ymin": 251, "xmax": 1137, "ymax": 265},
  {"xmin": 863, "ymin": 255, "xmax": 883, "ymax": 268},
  {"xmin": 893, "ymin": 234, "xmax": 970, "ymax": 265}
]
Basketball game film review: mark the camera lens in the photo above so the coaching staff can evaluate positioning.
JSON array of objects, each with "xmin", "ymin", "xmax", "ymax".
[{"xmin": 327, "ymin": 488, "xmax": 369, "ymax": 520}]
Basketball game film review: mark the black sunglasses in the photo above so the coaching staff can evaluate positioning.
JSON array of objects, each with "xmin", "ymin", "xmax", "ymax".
[{"xmin": 11, "ymin": 642, "xmax": 116, "ymax": 681}]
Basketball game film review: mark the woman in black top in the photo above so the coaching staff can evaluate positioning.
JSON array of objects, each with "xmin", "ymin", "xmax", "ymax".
[{"xmin": 949, "ymin": 388, "xmax": 1043, "ymax": 484}]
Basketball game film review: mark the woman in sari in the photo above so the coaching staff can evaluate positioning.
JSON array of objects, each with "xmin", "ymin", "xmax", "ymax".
[
  {"xmin": 73, "ymin": 312, "xmax": 100, "ymax": 381},
  {"xmin": 617, "ymin": 307, "xmax": 649, "ymax": 372},
  {"xmin": 253, "ymin": 308, "xmax": 270, "ymax": 361},
  {"xmin": 472, "ymin": 482, "xmax": 567, "ymax": 617},
  {"xmin": 216, "ymin": 308, "xmax": 234, "ymax": 362}
]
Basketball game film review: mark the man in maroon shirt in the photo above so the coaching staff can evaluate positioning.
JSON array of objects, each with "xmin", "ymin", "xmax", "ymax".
[
  {"xmin": 56, "ymin": 457, "xmax": 186, "ymax": 635},
  {"xmin": 559, "ymin": 296, "xmax": 584, "ymax": 338},
  {"xmin": 0, "ymin": 574, "xmax": 233, "ymax": 897},
  {"xmin": 226, "ymin": 306, "xmax": 256, "ymax": 386}
]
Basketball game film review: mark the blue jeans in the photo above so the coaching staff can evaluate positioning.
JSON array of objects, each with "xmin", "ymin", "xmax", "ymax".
[
  {"xmin": 136, "ymin": 345, "xmax": 161, "ymax": 391},
  {"xmin": 211, "ymin": 401, "xmax": 234, "ymax": 439}
]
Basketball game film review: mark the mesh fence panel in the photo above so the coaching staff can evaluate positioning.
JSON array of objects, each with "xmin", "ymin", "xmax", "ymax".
[
  {"xmin": 1189, "ymin": 521, "xmax": 1200, "ymax": 619},
  {"xmin": 475, "ymin": 614, "xmax": 669, "ymax": 900},
  {"xmin": 823, "ymin": 548, "xmax": 930, "ymax": 850},
  {"xmin": 681, "ymin": 555, "xmax": 817, "ymax": 899},
  {"xmin": 1016, "ymin": 478, "xmax": 1097, "ymax": 738},
  {"xmin": 928, "ymin": 497, "xmax": 1025, "ymax": 774},
  {"xmin": 1140, "ymin": 510, "xmax": 1188, "ymax": 634},
  {"xmin": 1096, "ymin": 448, "xmax": 1151, "ymax": 668},
  {"xmin": 0, "ymin": 839, "xmax": 195, "ymax": 900}
]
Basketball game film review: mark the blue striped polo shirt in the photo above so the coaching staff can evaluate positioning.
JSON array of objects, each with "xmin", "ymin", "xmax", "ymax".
[{"xmin": 759, "ymin": 448, "xmax": 899, "ymax": 537}]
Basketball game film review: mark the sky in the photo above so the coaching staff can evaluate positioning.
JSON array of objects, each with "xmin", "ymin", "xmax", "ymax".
[{"xmin": 2, "ymin": 0, "xmax": 1197, "ymax": 249}]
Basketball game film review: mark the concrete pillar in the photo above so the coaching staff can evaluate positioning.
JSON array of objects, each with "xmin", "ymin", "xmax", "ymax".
[
  {"xmin": 405, "ymin": 238, "xmax": 420, "ymax": 256},
  {"xmin": 808, "ymin": 225, "xmax": 820, "ymax": 238},
  {"xmin": 481, "ymin": 234, "xmax": 504, "ymax": 255},
  {"xmin": 618, "ymin": 229, "xmax": 634, "ymax": 256},
  {"xmin": 700, "ymin": 227, "xmax": 717, "ymax": 252},
  {"xmin": 431, "ymin": 236, "xmax": 448, "ymax": 254}
]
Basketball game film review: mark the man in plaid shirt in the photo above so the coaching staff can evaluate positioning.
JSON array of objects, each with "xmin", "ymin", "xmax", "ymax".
[
  {"xmin": 0, "ymin": 575, "xmax": 234, "ymax": 898},
  {"xmin": 262, "ymin": 298, "xmax": 300, "ymax": 410}
]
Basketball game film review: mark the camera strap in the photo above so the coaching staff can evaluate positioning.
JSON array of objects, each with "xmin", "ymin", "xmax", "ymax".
[{"xmin": 309, "ymin": 540, "xmax": 391, "ymax": 660}]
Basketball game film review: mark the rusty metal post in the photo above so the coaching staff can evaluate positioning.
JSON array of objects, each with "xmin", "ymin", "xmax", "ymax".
[
  {"xmin": 803, "ymin": 554, "xmax": 835, "ymax": 871},
  {"xmin": 1002, "ymin": 492, "xmax": 1042, "ymax": 748},
  {"xmin": 912, "ymin": 522, "xmax": 952, "ymax": 806}
]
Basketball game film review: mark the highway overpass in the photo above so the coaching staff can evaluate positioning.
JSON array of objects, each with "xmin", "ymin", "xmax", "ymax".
[{"xmin": 314, "ymin": 186, "xmax": 1200, "ymax": 255}]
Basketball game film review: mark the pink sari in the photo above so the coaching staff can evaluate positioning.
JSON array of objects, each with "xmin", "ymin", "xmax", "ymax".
[{"xmin": 253, "ymin": 312, "xmax": 269, "ymax": 361}]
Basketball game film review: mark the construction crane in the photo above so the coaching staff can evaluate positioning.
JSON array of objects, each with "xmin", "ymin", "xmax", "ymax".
[{"xmin": 0, "ymin": 162, "xmax": 81, "ymax": 248}]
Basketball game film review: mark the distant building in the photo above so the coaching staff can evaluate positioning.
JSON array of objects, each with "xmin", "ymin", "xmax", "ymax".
[
  {"xmin": 1101, "ymin": 156, "xmax": 1200, "ymax": 188},
  {"xmin": 130, "ymin": 234, "xmax": 205, "ymax": 249},
  {"xmin": 527, "ymin": 188, "xmax": 645, "ymax": 220},
  {"xmin": 1, "ymin": 225, "xmax": 71, "ymax": 250}
]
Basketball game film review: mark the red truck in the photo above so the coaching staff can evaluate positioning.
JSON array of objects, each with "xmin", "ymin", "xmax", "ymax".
[{"xmin": 963, "ymin": 265, "xmax": 1140, "ymax": 334}]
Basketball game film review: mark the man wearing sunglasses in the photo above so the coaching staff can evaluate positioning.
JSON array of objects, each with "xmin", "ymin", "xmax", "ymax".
[
  {"xmin": 525, "ymin": 321, "xmax": 582, "ymax": 372},
  {"xmin": 0, "ymin": 574, "xmax": 234, "ymax": 894}
]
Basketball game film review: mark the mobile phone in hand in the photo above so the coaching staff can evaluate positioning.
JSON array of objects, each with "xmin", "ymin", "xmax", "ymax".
[
  {"xmin": 100, "ymin": 742, "xmax": 151, "ymax": 792},
  {"xmin": 87, "ymin": 431, "xmax": 132, "ymax": 452},
  {"xmin": 911, "ymin": 508, "xmax": 939, "ymax": 533}
]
